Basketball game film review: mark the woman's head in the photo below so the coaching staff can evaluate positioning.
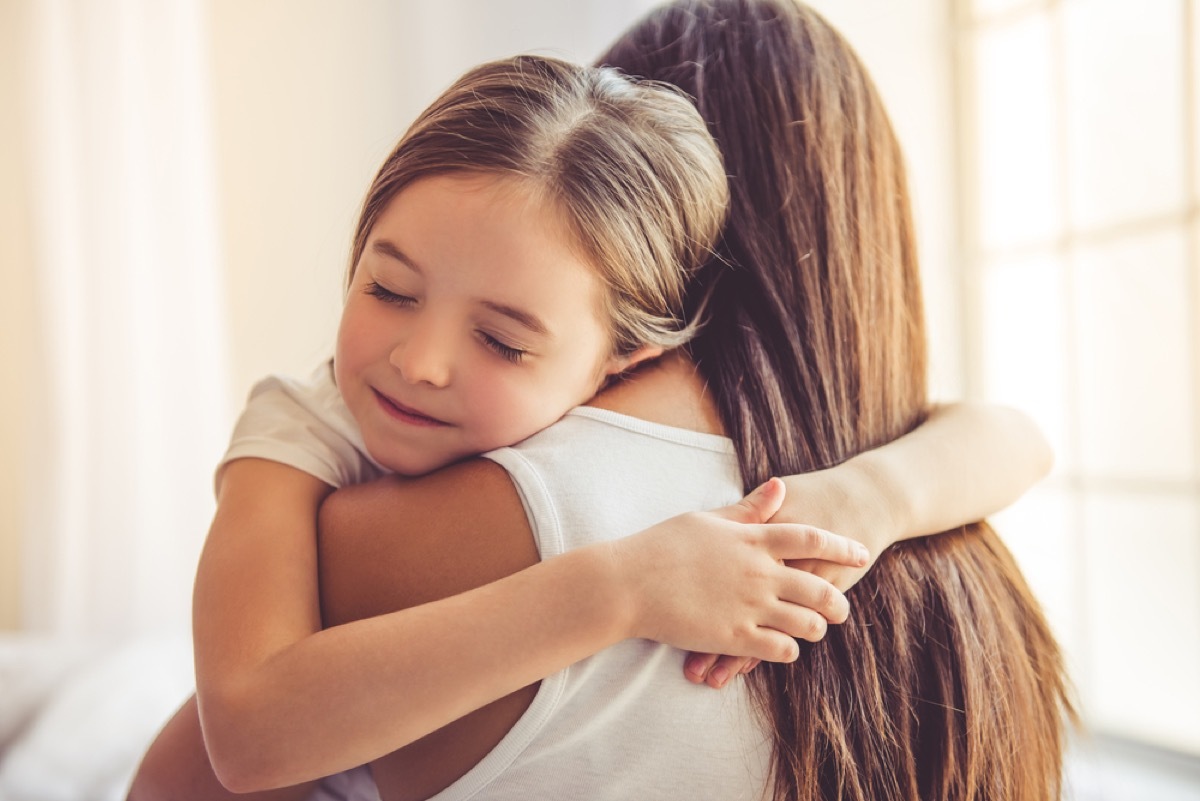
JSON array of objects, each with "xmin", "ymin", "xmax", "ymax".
[
  {"xmin": 601, "ymin": 2, "xmax": 1072, "ymax": 799},
  {"xmin": 336, "ymin": 55, "xmax": 728, "ymax": 475}
]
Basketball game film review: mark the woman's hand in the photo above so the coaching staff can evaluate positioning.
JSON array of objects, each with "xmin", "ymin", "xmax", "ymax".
[{"xmin": 613, "ymin": 477, "xmax": 869, "ymax": 665}]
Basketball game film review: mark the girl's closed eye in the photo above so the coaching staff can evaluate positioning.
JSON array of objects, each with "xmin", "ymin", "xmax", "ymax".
[
  {"xmin": 366, "ymin": 281, "xmax": 416, "ymax": 306},
  {"xmin": 478, "ymin": 331, "xmax": 527, "ymax": 364}
]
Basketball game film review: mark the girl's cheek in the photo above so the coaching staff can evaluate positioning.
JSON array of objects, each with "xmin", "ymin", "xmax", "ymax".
[{"xmin": 479, "ymin": 382, "xmax": 540, "ymax": 439}]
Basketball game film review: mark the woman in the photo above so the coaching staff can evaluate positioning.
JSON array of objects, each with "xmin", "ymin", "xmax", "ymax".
[{"xmin": 129, "ymin": 1, "xmax": 1067, "ymax": 798}]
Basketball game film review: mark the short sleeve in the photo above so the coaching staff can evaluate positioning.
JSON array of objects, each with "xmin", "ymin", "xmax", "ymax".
[{"xmin": 216, "ymin": 362, "xmax": 384, "ymax": 493}]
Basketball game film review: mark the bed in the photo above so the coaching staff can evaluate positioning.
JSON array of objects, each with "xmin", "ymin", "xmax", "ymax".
[{"xmin": 0, "ymin": 634, "xmax": 193, "ymax": 801}]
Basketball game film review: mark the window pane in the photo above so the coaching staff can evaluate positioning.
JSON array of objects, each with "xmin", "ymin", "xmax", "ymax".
[
  {"xmin": 1073, "ymin": 229, "xmax": 1195, "ymax": 481},
  {"xmin": 1063, "ymin": 0, "xmax": 1187, "ymax": 230},
  {"xmin": 981, "ymin": 252, "xmax": 1071, "ymax": 470},
  {"xmin": 1082, "ymin": 492, "xmax": 1200, "ymax": 753},
  {"xmin": 989, "ymin": 486, "xmax": 1081, "ymax": 660},
  {"xmin": 973, "ymin": 12, "xmax": 1061, "ymax": 250}
]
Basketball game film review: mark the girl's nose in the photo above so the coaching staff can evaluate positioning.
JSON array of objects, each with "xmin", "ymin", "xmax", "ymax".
[{"xmin": 390, "ymin": 324, "xmax": 452, "ymax": 388}]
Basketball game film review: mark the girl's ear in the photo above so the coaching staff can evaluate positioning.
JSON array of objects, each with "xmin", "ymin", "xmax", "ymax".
[{"xmin": 603, "ymin": 345, "xmax": 664, "ymax": 377}]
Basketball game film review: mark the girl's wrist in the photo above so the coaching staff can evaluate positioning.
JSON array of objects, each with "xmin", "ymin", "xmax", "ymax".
[
  {"xmin": 565, "ymin": 541, "xmax": 643, "ymax": 644},
  {"xmin": 836, "ymin": 450, "xmax": 912, "ymax": 553}
]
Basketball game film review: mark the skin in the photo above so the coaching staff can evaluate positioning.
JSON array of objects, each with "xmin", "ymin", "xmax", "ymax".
[{"xmin": 336, "ymin": 171, "xmax": 661, "ymax": 476}]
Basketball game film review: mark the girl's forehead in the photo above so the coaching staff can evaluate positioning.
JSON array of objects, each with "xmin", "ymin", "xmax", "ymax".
[
  {"xmin": 369, "ymin": 173, "xmax": 607, "ymax": 306},
  {"xmin": 379, "ymin": 173, "xmax": 595, "ymax": 271}
]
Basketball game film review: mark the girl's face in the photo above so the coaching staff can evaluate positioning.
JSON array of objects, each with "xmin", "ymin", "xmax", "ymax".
[{"xmin": 335, "ymin": 172, "xmax": 647, "ymax": 476}]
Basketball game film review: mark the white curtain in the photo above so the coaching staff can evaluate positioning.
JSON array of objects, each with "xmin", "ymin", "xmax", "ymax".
[{"xmin": 23, "ymin": 0, "xmax": 231, "ymax": 638}]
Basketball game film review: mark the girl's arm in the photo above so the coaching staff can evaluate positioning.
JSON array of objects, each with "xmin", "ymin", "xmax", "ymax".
[
  {"xmin": 188, "ymin": 458, "xmax": 863, "ymax": 792},
  {"xmin": 684, "ymin": 401, "xmax": 1053, "ymax": 687},
  {"xmin": 777, "ymin": 401, "xmax": 1053, "ymax": 584}
]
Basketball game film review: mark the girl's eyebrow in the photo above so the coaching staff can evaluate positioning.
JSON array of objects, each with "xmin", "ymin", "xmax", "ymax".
[
  {"xmin": 480, "ymin": 300, "xmax": 549, "ymax": 337},
  {"xmin": 372, "ymin": 239, "xmax": 423, "ymax": 274},
  {"xmin": 373, "ymin": 237, "xmax": 549, "ymax": 337}
]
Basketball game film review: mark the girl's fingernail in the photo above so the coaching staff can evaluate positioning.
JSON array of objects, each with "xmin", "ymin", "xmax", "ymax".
[
  {"xmin": 711, "ymin": 666, "xmax": 731, "ymax": 687},
  {"xmin": 856, "ymin": 545, "xmax": 870, "ymax": 563},
  {"xmin": 685, "ymin": 656, "xmax": 707, "ymax": 679}
]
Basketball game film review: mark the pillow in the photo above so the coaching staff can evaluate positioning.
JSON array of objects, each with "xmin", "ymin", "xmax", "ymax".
[{"xmin": 0, "ymin": 637, "xmax": 96, "ymax": 754}]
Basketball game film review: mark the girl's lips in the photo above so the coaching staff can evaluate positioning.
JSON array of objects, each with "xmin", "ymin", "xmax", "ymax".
[{"xmin": 372, "ymin": 389, "xmax": 449, "ymax": 427}]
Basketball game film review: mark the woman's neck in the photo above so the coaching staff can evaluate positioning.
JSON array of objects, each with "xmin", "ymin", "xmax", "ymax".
[{"xmin": 587, "ymin": 350, "xmax": 724, "ymax": 436}]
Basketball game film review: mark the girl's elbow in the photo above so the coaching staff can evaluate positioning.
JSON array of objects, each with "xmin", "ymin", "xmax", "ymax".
[
  {"xmin": 198, "ymin": 694, "xmax": 278, "ymax": 793},
  {"xmin": 207, "ymin": 742, "xmax": 278, "ymax": 795},
  {"xmin": 203, "ymin": 730, "xmax": 260, "ymax": 793},
  {"xmin": 993, "ymin": 402, "xmax": 1055, "ymax": 482},
  {"xmin": 1018, "ymin": 408, "xmax": 1055, "ymax": 480},
  {"xmin": 1036, "ymin": 436, "xmax": 1055, "ymax": 480}
]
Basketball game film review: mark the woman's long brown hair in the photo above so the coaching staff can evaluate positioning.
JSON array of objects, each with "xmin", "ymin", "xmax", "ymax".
[{"xmin": 600, "ymin": 2, "xmax": 1075, "ymax": 799}]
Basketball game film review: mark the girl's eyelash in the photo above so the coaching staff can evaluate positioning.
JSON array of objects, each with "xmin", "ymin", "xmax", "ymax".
[
  {"xmin": 366, "ymin": 281, "xmax": 415, "ymax": 305},
  {"xmin": 365, "ymin": 280, "xmax": 524, "ymax": 363},
  {"xmin": 480, "ymin": 333, "xmax": 527, "ymax": 364}
]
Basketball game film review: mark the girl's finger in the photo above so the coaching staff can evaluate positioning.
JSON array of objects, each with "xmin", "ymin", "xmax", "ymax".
[
  {"xmin": 711, "ymin": 477, "xmax": 786, "ymax": 524},
  {"xmin": 704, "ymin": 654, "xmax": 756, "ymax": 689},
  {"xmin": 684, "ymin": 652, "xmax": 720, "ymax": 684},
  {"xmin": 763, "ymin": 524, "xmax": 869, "ymax": 566},
  {"xmin": 774, "ymin": 570, "xmax": 850, "ymax": 625},
  {"xmin": 763, "ymin": 605, "xmax": 830, "ymax": 643}
]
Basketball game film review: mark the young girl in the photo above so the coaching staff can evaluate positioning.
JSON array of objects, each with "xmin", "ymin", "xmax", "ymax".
[
  {"xmin": 186, "ymin": 53, "xmax": 872, "ymax": 792},
  {"xmin": 131, "ymin": 50, "xmax": 1053, "ymax": 798}
]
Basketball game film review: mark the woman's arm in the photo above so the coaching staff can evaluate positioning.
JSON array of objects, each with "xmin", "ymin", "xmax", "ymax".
[{"xmin": 186, "ymin": 457, "xmax": 863, "ymax": 792}]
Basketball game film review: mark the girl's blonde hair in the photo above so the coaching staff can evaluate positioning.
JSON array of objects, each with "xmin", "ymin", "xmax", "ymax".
[{"xmin": 349, "ymin": 54, "xmax": 728, "ymax": 355}]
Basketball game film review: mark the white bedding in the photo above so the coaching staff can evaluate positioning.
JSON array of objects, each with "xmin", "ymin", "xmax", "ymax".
[
  {"xmin": 0, "ymin": 635, "xmax": 193, "ymax": 801},
  {"xmin": 3, "ymin": 635, "xmax": 1198, "ymax": 801}
]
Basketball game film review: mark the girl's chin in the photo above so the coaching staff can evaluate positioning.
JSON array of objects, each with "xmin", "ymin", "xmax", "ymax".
[{"xmin": 370, "ymin": 446, "xmax": 463, "ymax": 478}]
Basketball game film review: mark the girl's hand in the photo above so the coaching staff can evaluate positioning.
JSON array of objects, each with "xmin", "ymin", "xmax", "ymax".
[
  {"xmin": 613, "ymin": 477, "xmax": 869, "ymax": 665},
  {"xmin": 684, "ymin": 652, "xmax": 761, "ymax": 689},
  {"xmin": 679, "ymin": 468, "xmax": 886, "ymax": 689}
]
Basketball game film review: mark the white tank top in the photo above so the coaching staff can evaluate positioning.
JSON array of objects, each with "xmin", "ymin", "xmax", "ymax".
[{"xmin": 421, "ymin": 406, "xmax": 772, "ymax": 801}]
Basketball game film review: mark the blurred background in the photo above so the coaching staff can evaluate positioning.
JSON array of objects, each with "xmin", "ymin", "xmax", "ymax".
[{"xmin": 0, "ymin": 0, "xmax": 1196, "ymax": 798}]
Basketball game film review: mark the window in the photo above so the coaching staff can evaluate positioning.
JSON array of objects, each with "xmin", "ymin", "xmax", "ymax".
[{"xmin": 956, "ymin": 0, "xmax": 1200, "ymax": 754}]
